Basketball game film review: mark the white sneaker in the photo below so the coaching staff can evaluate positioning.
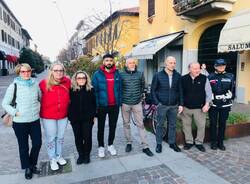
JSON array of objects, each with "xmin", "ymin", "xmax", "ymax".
[
  {"xmin": 107, "ymin": 145, "xmax": 117, "ymax": 156},
  {"xmin": 57, "ymin": 156, "xmax": 67, "ymax": 166},
  {"xmin": 50, "ymin": 159, "xmax": 59, "ymax": 171},
  {"xmin": 98, "ymin": 147, "xmax": 105, "ymax": 158}
]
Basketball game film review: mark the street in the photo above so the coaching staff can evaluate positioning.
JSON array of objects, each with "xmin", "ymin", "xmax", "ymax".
[{"xmin": 0, "ymin": 72, "xmax": 250, "ymax": 184}]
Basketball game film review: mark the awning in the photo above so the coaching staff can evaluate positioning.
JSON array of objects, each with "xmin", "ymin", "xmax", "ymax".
[
  {"xmin": 126, "ymin": 31, "xmax": 184, "ymax": 59},
  {"xmin": 218, "ymin": 10, "xmax": 250, "ymax": 53},
  {"xmin": 6, "ymin": 55, "xmax": 18, "ymax": 63}
]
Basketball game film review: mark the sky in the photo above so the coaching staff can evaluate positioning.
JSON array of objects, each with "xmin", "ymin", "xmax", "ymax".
[{"xmin": 6, "ymin": 0, "xmax": 139, "ymax": 61}]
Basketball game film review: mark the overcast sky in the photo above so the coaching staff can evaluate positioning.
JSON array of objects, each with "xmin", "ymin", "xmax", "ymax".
[{"xmin": 7, "ymin": 0, "xmax": 139, "ymax": 61}]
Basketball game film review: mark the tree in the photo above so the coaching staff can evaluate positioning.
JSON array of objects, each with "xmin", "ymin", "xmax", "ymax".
[
  {"xmin": 65, "ymin": 55, "xmax": 101, "ymax": 77},
  {"xmin": 18, "ymin": 47, "xmax": 45, "ymax": 74},
  {"xmin": 57, "ymin": 48, "xmax": 71, "ymax": 62}
]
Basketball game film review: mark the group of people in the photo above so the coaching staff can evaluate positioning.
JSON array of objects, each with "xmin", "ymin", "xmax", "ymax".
[{"xmin": 1, "ymin": 53, "xmax": 234, "ymax": 180}]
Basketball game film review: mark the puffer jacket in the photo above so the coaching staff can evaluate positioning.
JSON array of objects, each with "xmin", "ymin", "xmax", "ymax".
[
  {"xmin": 39, "ymin": 76, "xmax": 71, "ymax": 119},
  {"xmin": 92, "ymin": 66, "xmax": 122, "ymax": 107},
  {"xmin": 2, "ymin": 77, "xmax": 40, "ymax": 123},
  {"xmin": 120, "ymin": 67, "xmax": 145, "ymax": 105}
]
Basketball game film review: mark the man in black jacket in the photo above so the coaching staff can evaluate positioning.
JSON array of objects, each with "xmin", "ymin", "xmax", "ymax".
[
  {"xmin": 181, "ymin": 62, "xmax": 212, "ymax": 152},
  {"xmin": 208, "ymin": 59, "xmax": 235, "ymax": 151},
  {"xmin": 151, "ymin": 56, "xmax": 183, "ymax": 153},
  {"xmin": 120, "ymin": 58, "xmax": 153, "ymax": 157}
]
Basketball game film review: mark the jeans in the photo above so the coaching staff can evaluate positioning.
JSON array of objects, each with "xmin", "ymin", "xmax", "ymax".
[
  {"xmin": 156, "ymin": 105, "xmax": 178, "ymax": 145},
  {"xmin": 209, "ymin": 107, "xmax": 230, "ymax": 145},
  {"xmin": 97, "ymin": 105, "xmax": 119, "ymax": 147},
  {"xmin": 41, "ymin": 118, "xmax": 68, "ymax": 159},
  {"xmin": 121, "ymin": 103, "xmax": 148, "ymax": 149},
  {"xmin": 12, "ymin": 119, "xmax": 42, "ymax": 169},
  {"xmin": 71, "ymin": 120, "xmax": 93, "ymax": 158}
]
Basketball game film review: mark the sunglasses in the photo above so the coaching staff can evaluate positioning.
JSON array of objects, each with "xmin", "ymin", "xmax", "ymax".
[
  {"xmin": 76, "ymin": 77, "xmax": 87, "ymax": 80},
  {"xmin": 20, "ymin": 70, "xmax": 31, "ymax": 74},
  {"xmin": 53, "ymin": 69, "xmax": 64, "ymax": 73}
]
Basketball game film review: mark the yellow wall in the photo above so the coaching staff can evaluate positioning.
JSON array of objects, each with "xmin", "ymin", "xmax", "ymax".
[
  {"xmin": 86, "ymin": 15, "xmax": 139, "ymax": 57},
  {"xmin": 238, "ymin": 51, "xmax": 250, "ymax": 103}
]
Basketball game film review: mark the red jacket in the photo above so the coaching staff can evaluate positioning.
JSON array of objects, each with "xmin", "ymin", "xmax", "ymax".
[{"xmin": 39, "ymin": 77, "xmax": 71, "ymax": 119}]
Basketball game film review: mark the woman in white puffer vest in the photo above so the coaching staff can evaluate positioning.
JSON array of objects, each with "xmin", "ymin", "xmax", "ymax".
[{"xmin": 2, "ymin": 63, "xmax": 41, "ymax": 180}]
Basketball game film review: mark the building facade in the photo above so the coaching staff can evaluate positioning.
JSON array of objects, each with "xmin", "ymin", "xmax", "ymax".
[
  {"xmin": 84, "ymin": 7, "xmax": 139, "ymax": 61},
  {"xmin": 131, "ymin": 0, "xmax": 250, "ymax": 104},
  {"xmin": 0, "ymin": 0, "xmax": 31, "ymax": 75}
]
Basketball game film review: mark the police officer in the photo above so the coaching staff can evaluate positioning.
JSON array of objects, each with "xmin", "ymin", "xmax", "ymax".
[{"xmin": 208, "ymin": 59, "xmax": 235, "ymax": 151}]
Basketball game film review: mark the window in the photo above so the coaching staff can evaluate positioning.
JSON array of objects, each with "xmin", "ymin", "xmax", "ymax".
[
  {"xmin": 8, "ymin": 35, "xmax": 11, "ymax": 45},
  {"xmin": 4, "ymin": 32, "xmax": 7, "ymax": 43},
  {"xmin": 3, "ymin": 11, "xmax": 7, "ymax": 23},
  {"xmin": 7, "ymin": 14, "xmax": 10, "ymax": 25},
  {"xmin": 100, "ymin": 33, "xmax": 102, "ymax": 45},
  {"xmin": 148, "ymin": 0, "xmax": 155, "ymax": 17},
  {"xmin": 104, "ymin": 31, "xmax": 107, "ymax": 44},
  {"xmin": 0, "ymin": 7, "xmax": 2, "ymax": 20},
  {"xmin": 1, "ymin": 30, "xmax": 4, "ymax": 42},
  {"xmin": 113, "ymin": 24, "xmax": 118, "ymax": 40},
  {"xmin": 96, "ymin": 35, "xmax": 98, "ymax": 47},
  {"xmin": 12, "ymin": 37, "xmax": 15, "ymax": 47},
  {"xmin": 108, "ymin": 26, "xmax": 112, "ymax": 41}
]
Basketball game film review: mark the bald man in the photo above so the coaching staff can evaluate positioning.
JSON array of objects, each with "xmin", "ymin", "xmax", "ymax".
[
  {"xmin": 180, "ymin": 62, "xmax": 212, "ymax": 152},
  {"xmin": 151, "ymin": 56, "xmax": 184, "ymax": 153},
  {"xmin": 120, "ymin": 58, "xmax": 153, "ymax": 157}
]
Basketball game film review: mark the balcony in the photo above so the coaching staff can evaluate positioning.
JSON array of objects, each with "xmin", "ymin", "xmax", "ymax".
[{"xmin": 173, "ymin": 0, "xmax": 236, "ymax": 19}]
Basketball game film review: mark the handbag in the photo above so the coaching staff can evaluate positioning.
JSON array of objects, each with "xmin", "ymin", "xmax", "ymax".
[{"xmin": 1, "ymin": 83, "xmax": 17, "ymax": 127}]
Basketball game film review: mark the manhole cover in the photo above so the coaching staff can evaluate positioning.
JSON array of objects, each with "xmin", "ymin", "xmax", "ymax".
[{"xmin": 38, "ymin": 158, "xmax": 72, "ymax": 177}]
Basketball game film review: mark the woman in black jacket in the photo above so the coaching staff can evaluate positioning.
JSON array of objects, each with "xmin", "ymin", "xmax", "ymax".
[{"xmin": 68, "ymin": 71, "xmax": 96, "ymax": 164}]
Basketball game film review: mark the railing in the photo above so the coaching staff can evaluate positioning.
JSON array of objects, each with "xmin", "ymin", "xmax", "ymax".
[{"xmin": 173, "ymin": 0, "xmax": 212, "ymax": 14}]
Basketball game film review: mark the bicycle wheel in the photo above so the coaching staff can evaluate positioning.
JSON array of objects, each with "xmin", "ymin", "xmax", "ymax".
[{"xmin": 152, "ymin": 110, "xmax": 167, "ymax": 138}]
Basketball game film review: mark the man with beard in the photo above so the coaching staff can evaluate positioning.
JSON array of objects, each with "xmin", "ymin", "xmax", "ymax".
[{"xmin": 92, "ymin": 53, "xmax": 122, "ymax": 158}]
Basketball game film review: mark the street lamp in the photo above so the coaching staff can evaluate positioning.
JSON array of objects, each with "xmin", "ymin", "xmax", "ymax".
[{"xmin": 52, "ymin": 0, "xmax": 69, "ymax": 41}]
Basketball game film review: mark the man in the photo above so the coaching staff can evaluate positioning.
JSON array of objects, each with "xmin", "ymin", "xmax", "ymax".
[
  {"xmin": 208, "ymin": 59, "xmax": 235, "ymax": 151},
  {"xmin": 151, "ymin": 56, "xmax": 183, "ymax": 153},
  {"xmin": 92, "ymin": 53, "xmax": 122, "ymax": 158},
  {"xmin": 181, "ymin": 62, "xmax": 212, "ymax": 152},
  {"xmin": 120, "ymin": 58, "xmax": 154, "ymax": 157}
]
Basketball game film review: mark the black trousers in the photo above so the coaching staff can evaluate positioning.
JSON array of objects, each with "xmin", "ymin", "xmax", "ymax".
[
  {"xmin": 209, "ymin": 107, "xmax": 230, "ymax": 145},
  {"xmin": 12, "ymin": 119, "xmax": 42, "ymax": 169},
  {"xmin": 71, "ymin": 120, "xmax": 93, "ymax": 158},
  {"xmin": 97, "ymin": 105, "xmax": 119, "ymax": 147}
]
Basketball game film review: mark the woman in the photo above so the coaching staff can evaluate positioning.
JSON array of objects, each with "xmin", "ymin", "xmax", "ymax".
[
  {"xmin": 68, "ymin": 71, "xmax": 96, "ymax": 164},
  {"xmin": 2, "ymin": 63, "xmax": 41, "ymax": 180},
  {"xmin": 39, "ymin": 62, "xmax": 71, "ymax": 171}
]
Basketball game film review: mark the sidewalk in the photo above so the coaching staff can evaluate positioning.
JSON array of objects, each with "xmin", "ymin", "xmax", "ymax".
[{"xmin": 0, "ymin": 72, "xmax": 249, "ymax": 184}]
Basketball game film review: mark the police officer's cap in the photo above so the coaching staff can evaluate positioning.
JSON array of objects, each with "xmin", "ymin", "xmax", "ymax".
[{"xmin": 214, "ymin": 59, "xmax": 226, "ymax": 67}]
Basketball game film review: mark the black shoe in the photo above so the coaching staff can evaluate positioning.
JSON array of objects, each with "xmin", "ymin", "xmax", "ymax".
[
  {"xmin": 210, "ymin": 143, "xmax": 217, "ymax": 150},
  {"xmin": 155, "ymin": 144, "xmax": 162, "ymax": 153},
  {"xmin": 195, "ymin": 144, "xmax": 206, "ymax": 152},
  {"xmin": 125, "ymin": 144, "xmax": 132, "ymax": 152},
  {"xmin": 25, "ymin": 168, "xmax": 33, "ymax": 180},
  {"xmin": 82, "ymin": 157, "xmax": 90, "ymax": 164},
  {"xmin": 77, "ymin": 156, "xmax": 84, "ymax": 165},
  {"xmin": 169, "ymin": 144, "xmax": 181, "ymax": 152},
  {"xmin": 31, "ymin": 166, "xmax": 40, "ymax": 174},
  {"xmin": 183, "ymin": 143, "xmax": 193, "ymax": 150},
  {"xmin": 218, "ymin": 144, "xmax": 226, "ymax": 151},
  {"xmin": 142, "ymin": 148, "xmax": 154, "ymax": 157}
]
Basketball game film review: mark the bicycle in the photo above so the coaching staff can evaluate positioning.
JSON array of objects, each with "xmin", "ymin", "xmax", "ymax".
[{"xmin": 130, "ymin": 92, "xmax": 167, "ymax": 138}]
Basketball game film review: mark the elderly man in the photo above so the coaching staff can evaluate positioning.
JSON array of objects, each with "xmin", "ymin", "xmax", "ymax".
[
  {"xmin": 151, "ymin": 56, "xmax": 183, "ymax": 153},
  {"xmin": 120, "ymin": 58, "xmax": 153, "ymax": 157},
  {"xmin": 181, "ymin": 62, "xmax": 212, "ymax": 152}
]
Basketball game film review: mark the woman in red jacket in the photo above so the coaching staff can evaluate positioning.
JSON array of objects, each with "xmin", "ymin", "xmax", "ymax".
[{"xmin": 39, "ymin": 62, "xmax": 71, "ymax": 171}]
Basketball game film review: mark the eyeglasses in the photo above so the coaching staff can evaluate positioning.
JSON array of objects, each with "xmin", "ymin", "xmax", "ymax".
[
  {"xmin": 53, "ymin": 70, "xmax": 64, "ymax": 73},
  {"xmin": 20, "ymin": 70, "xmax": 31, "ymax": 74},
  {"xmin": 76, "ymin": 77, "xmax": 86, "ymax": 80}
]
